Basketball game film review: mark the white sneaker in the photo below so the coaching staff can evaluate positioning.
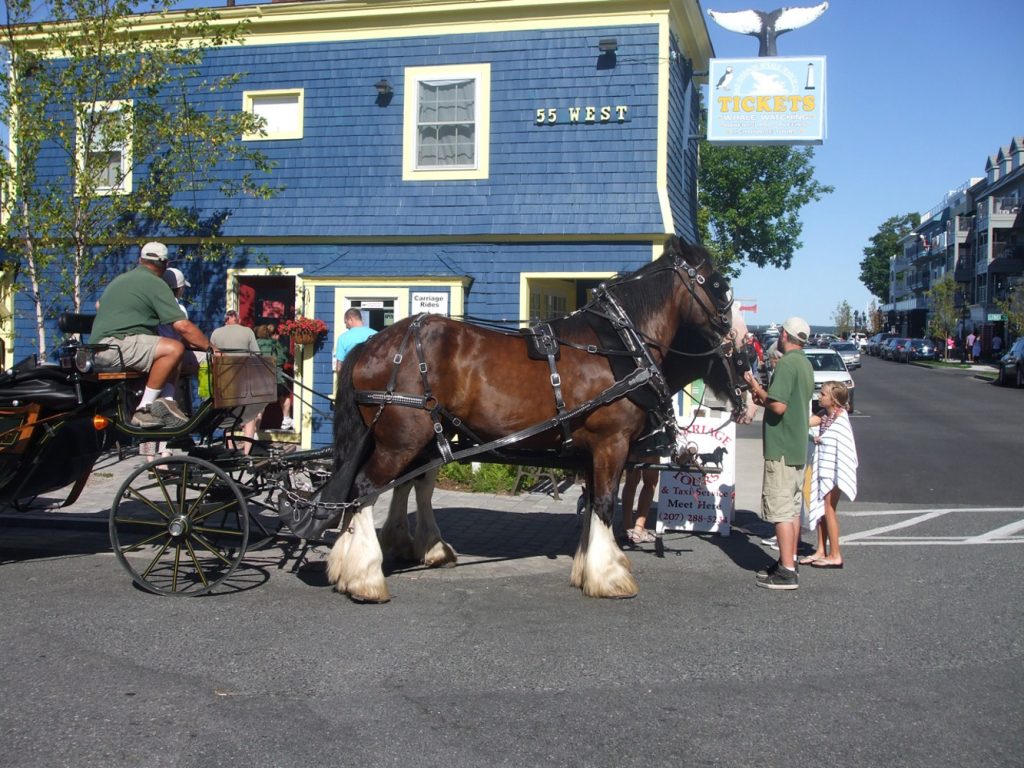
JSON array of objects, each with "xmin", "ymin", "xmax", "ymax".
[
  {"xmin": 760, "ymin": 535, "xmax": 779, "ymax": 550},
  {"xmin": 279, "ymin": 418, "xmax": 294, "ymax": 431}
]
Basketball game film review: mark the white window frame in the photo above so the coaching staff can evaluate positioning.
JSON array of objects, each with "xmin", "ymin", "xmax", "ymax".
[
  {"xmin": 242, "ymin": 89, "xmax": 305, "ymax": 141},
  {"xmin": 76, "ymin": 99, "xmax": 132, "ymax": 196},
  {"xmin": 403, "ymin": 63, "xmax": 490, "ymax": 181}
]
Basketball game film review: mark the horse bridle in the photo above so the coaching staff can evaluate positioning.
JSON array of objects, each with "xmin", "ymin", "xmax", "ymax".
[{"xmin": 622, "ymin": 250, "xmax": 751, "ymax": 423}]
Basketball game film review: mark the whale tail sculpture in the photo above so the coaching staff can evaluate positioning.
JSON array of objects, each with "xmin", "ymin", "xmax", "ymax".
[{"xmin": 707, "ymin": 2, "xmax": 829, "ymax": 57}]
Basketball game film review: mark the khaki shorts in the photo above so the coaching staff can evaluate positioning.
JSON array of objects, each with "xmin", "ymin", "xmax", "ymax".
[
  {"xmin": 94, "ymin": 335, "xmax": 161, "ymax": 372},
  {"xmin": 760, "ymin": 458, "xmax": 804, "ymax": 523}
]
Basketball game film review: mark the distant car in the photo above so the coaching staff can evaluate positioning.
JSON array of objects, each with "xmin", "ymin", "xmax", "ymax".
[
  {"xmin": 850, "ymin": 332, "xmax": 868, "ymax": 352},
  {"xmin": 867, "ymin": 332, "xmax": 895, "ymax": 356},
  {"xmin": 996, "ymin": 338, "xmax": 1024, "ymax": 387},
  {"xmin": 904, "ymin": 338, "xmax": 939, "ymax": 363},
  {"xmin": 804, "ymin": 348, "xmax": 856, "ymax": 412},
  {"xmin": 809, "ymin": 333, "xmax": 840, "ymax": 348},
  {"xmin": 879, "ymin": 337, "xmax": 899, "ymax": 360},
  {"xmin": 830, "ymin": 341, "xmax": 861, "ymax": 369},
  {"xmin": 886, "ymin": 337, "xmax": 911, "ymax": 361}
]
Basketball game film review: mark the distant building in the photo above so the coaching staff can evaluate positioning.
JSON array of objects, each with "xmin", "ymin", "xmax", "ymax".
[{"xmin": 884, "ymin": 136, "xmax": 1023, "ymax": 349}]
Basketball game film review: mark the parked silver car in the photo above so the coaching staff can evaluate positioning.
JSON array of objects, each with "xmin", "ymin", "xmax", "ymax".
[
  {"xmin": 804, "ymin": 348, "xmax": 856, "ymax": 411},
  {"xmin": 830, "ymin": 341, "xmax": 861, "ymax": 369}
]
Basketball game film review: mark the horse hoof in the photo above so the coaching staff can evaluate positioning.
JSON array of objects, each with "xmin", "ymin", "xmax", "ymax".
[
  {"xmin": 349, "ymin": 592, "xmax": 391, "ymax": 604},
  {"xmin": 421, "ymin": 541, "xmax": 458, "ymax": 568}
]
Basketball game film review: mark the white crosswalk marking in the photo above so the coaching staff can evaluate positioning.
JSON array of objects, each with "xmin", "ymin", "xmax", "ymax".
[{"xmin": 839, "ymin": 507, "xmax": 1024, "ymax": 546}]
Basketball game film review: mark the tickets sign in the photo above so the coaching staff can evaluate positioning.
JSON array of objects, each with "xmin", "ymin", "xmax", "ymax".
[{"xmin": 706, "ymin": 56, "xmax": 827, "ymax": 145}]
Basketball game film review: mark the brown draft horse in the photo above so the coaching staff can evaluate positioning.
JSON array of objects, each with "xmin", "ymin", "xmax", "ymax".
[{"xmin": 323, "ymin": 237, "xmax": 753, "ymax": 602}]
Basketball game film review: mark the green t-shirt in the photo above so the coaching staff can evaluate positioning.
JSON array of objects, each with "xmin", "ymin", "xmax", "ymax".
[
  {"xmin": 763, "ymin": 347, "xmax": 814, "ymax": 465},
  {"xmin": 91, "ymin": 266, "xmax": 186, "ymax": 341}
]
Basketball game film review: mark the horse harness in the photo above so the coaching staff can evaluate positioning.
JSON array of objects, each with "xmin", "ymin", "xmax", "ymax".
[
  {"xmin": 353, "ymin": 252, "xmax": 742, "ymax": 477},
  {"xmin": 277, "ymin": 252, "xmax": 747, "ymax": 535}
]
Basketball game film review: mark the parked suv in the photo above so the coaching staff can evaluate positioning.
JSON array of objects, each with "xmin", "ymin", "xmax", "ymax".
[{"xmin": 996, "ymin": 338, "xmax": 1024, "ymax": 387}]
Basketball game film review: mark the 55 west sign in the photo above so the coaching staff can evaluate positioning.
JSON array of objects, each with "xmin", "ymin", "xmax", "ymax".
[{"xmin": 706, "ymin": 56, "xmax": 827, "ymax": 145}]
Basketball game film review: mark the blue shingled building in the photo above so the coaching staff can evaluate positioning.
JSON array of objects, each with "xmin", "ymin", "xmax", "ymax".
[{"xmin": 5, "ymin": 0, "xmax": 713, "ymax": 448}]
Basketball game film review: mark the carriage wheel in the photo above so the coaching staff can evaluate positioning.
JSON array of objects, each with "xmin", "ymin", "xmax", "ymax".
[{"xmin": 109, "ymin": 456, "xmax": 249, "ymax": 596}]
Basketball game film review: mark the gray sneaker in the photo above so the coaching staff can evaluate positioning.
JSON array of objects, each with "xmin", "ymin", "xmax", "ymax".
[
  {"xmin": 756, "ymin": 563, "xmax": 798, "ymax": 590},
  {"xmin": 149, "ymin": 398, "xmax": 189, "ymax": 429},
  {"xmin": 131, "ymin": 407, "xmax": 164, "ymax": 429}
]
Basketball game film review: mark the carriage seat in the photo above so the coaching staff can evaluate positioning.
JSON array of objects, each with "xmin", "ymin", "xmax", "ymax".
[
  {"xmin": 58, "ymin": 311, "xmax": 95, "ymax": 336},
  {"xmin": 57, "ymin": 311, "xmax": 142, "ymax": 381},
  {"xmin": 0, "ymin": 360, "xmax": 83, "ymax": 410}
]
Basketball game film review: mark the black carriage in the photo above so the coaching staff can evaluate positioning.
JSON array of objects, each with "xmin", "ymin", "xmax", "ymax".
[{"xmin": 0, "ymin": 313, "xmax": 333, "ymax": 596}]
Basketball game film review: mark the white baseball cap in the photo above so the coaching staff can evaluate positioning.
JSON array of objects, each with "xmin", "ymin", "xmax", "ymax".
[
  {"xmin": 140, "ymin": 241, "xmax": 169, "ymax": 262},
  {"xmin": 782, "ymin": 316, "xmax": 811, "ymax": 345},
  {"xmin": 163, "ymin": 267, "xmax": 190, "ymax": 290}
]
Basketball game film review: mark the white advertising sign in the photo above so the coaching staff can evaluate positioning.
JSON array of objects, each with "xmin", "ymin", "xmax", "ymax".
[
  {"xmin": 656, "ymin": 405, "xmax": 736, "ymax": 536},
  {"xmin": 411, "ymin": 292, "xmax": 449, "ymax": 316},
  {"xmin": 707, "ymin": 56, "xmax": 827, "ymax": 145}
]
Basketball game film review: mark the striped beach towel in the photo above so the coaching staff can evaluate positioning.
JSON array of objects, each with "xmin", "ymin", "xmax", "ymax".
[{"xmin": 803, "ymin": 410, "xmax": 858, "ymax": 530}]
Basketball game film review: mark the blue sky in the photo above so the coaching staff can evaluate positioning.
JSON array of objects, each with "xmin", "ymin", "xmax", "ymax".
[{"xmin": 707, "ymin": 0, "xmax": 1024, "ymax": 326}]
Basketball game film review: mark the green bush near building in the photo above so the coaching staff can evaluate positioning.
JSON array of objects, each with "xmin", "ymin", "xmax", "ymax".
[{"xmin": 438, "ymin": 462, "xmax": 520, "ymax": 494}]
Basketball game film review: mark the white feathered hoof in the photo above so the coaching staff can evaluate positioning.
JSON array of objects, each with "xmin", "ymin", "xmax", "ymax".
[
  {"xmin": 577, "ymin": 513, "xmax": 638, "ymax": 598},
  {"xmin": 420, "ymin": 539, "xmax": 458, "ymax": 568},
  {"xmin": 326, "ymin": 506, "xmax": 390, "ymax": 603},
  {"xmin": 581, "ymin": 561, "xmax": 638, "ymax": 599}
]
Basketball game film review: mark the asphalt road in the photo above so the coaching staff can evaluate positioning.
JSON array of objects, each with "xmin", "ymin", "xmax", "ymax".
[{"xmin": 1, "ymin": 357, "xmax": 1022, "ymax": 768}]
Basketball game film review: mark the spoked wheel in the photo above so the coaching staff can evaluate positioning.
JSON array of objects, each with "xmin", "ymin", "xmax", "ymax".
[{"xmin": 109, "ymin": 456, "xmax": 249, "ymax": 596}]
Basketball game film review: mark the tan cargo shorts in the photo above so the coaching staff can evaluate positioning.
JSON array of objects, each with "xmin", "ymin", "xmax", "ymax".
[
  {"xmin": 94, "ymin": 334, "xmax": 161, "ymax": 372},
  {"xmin": 760, "ymin": 458, "xmax": 804, "ymax": 523}
]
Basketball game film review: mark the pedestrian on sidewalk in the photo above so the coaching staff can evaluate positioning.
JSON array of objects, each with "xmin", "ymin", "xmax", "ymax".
[
  {"xmin": 742, "ymin": 316, "xmax": 814, "ymax": 591},
  {"xmin": 972, "ymin": 333, "xmax": 982, "ymax": 364},
  {"xmin": 966, "ymin": 329, "xmax": 977, "ymax": 363},
  {"xmin": 621, "ymin": 465, "xmax": 658, "ymax": 545},
  {"xmin": 799, "ymin": 381, "xmax": 857, "ymax": 569}
]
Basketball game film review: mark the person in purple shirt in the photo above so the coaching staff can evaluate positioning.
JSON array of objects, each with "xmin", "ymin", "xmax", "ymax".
[{"xmin": 333, "ymin": 308, "xmax": 377, "ymax": 371}]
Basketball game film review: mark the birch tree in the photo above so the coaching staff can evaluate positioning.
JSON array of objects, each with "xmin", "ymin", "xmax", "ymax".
[{"xmin": 1, "ymin": 0, "xmax": 277, "ymax": 353}]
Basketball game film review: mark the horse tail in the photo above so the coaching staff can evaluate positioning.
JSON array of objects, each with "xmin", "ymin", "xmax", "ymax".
[{"xmin": 326, "ymin": 345, "xmax": 374, "ymax": 503}]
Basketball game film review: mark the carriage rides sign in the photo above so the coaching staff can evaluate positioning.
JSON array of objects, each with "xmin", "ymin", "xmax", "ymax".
[
  {"xmin": 706, "ymin": 56, "xmax": 827, "ymax": 145},
  {"xmin": 656, "ymin": 390, "xmax": 736, "ymax": 536}
]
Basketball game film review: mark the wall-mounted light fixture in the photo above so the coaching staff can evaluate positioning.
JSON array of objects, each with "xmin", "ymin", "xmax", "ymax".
[
  {"xmin": 375, "ymin": 79, "xmax": 392, "ymax": 97},
  {"xmin": 598, "ymin": 38, "xmax": 618, "ymax": 53}
]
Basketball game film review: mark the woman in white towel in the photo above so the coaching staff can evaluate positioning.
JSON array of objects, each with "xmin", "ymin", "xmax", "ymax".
[{"xmin": 799, "ymin": 381, "xmax": 857, "ymax": 569}]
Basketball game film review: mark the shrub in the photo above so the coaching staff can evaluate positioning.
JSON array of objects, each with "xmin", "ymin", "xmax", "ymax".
[{"xmin": 438, "ymin": 462, "xmax": 519, "ymax": 494}]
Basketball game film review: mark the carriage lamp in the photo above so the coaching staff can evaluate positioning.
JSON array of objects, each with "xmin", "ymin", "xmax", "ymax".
[
  {"xmin": 598, "ymin": 38, "xmax": 618, "ymax": 52},
  {"xmin": 375, "ymin": 79, "xmax": 392, "ymax": 97},
  {"xmin": 92, "ymin": 414, "xmax": 110, "ymax": 431}
]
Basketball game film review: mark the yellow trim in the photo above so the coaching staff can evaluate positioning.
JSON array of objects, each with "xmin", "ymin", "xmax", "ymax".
[
  {"xmin": 242, "ymin": 88, "xmax": 305, "ymax": 141},
  {"xmin": 139, "ymin": 2, "xmax": 707, "ymax": 50},
  {"xmin": 75, "ymin": 99, "xmax": 133, "ymax": 196},
  {"xmin": 10, "ymin": 2, "xmax": 713, "ymax": 68},
  {"xmin": 656, "ymin": 19, "xmax": 673, "ymax": 233},
  {"xmin": 403, "ymin": 63, "xmax": 491, "ymax": 181},
  {"xmin": 519, "ymin": 270, "xmax": 613, "ymax": 326}
]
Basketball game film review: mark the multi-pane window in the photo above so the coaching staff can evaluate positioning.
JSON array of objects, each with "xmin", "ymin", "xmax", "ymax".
[
  {"xmin": 403, "ymin": 64, "xmax": 490, "ymax": 181},
  {"xmin": 78, "ymin": 100, "xmax": 131, "ymax": 195},
  {"xmin": 416, "ymin": 78, "xmax": 476, "ymax": 168}
]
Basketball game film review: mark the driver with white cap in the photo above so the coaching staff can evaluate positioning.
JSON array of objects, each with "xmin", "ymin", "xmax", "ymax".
[{"xmin": 91, "ymin": 241, "xmax": 214, "ymax": 429}]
